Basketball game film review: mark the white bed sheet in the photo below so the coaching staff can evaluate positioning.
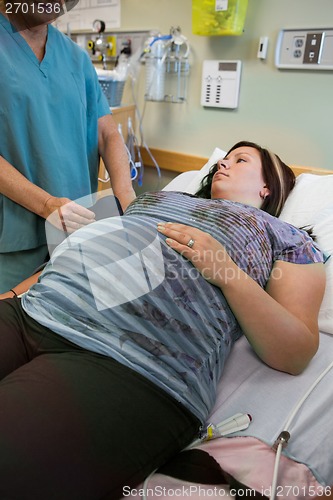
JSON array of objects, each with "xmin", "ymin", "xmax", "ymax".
[
  {"xmin": 206, "ymin": 331, "xmax": 333, "ymax": 487},
  {"xmin": 122, "ymin": 333, "xmax": 333, "ymax": 500}
]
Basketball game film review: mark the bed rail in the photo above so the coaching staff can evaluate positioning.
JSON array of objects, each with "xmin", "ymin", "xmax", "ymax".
[{"xmin": 139, "ymin": 147, "xmax": 332, "ymax": 176}]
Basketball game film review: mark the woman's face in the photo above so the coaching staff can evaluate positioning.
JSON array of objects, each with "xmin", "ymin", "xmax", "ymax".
[{"xmin": 210, "ymin": 146, "xmax": 270, "ymax": 207}]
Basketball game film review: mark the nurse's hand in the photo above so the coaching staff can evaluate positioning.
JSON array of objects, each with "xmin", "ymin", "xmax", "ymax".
[
  {"xmin": 157, "ymin": 222, "xmax": 234, "ymax": 288},
  {"xmin": 43, "ymin": 196, "xmax": 96, "ymax": 234}
]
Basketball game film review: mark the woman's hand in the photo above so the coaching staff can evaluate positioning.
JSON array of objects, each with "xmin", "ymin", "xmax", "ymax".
[
  {"xmin": 157, "ymin": 222, "xmax": 233, "ymax": 287},
  {"xmin": 43, "ymin": 197, "xmax": 96, "ymax": 234}
]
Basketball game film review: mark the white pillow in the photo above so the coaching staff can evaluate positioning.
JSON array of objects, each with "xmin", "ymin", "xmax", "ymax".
[
  {"xmin": 162, "ymin": 148, "xmax": 226, "ymax": 194},
  {"xmin": 162, "ymin": 171, "xmax": 198, "ymax": 192},
  {"xmin": 185, "ymin": 147, "xmax": 227, "ymax": 194},
  {"xmin": 279, "ymin": 173, "xmax": 333, "ymax": 335},
  {"xmin": 279, "ymin": 173, "xmax": 333, "ymax": 227},
  {"xmin": 312, "ymin": 209, "xmax": 333, "ymax": 335}
]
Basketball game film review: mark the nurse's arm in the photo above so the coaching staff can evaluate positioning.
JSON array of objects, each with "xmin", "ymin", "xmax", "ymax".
[
  {"xmin": 98, "ymin": 114, "xmax": 136, "ymax": 211},
  {"xmin": 0, "ymin": 155, "xmax": 95, "ymax": 230},
  {"xmin": 0, "ymin": 154, "xmax": 55, "ymax": 218}
]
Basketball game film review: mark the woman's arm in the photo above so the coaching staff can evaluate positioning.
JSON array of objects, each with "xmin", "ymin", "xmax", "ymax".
[
  {"xmin": 0, "ymin": 272, "xmax": 42, "ymax": 300},
  {"xmin": 157, "ymin": 222, "xmax": 326, "ymax": 375}
]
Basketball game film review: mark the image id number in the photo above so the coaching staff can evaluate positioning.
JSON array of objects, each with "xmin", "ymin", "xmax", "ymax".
[{"xmin": 5, "ymin": 2, "xmax": 62, "ymax": 14}]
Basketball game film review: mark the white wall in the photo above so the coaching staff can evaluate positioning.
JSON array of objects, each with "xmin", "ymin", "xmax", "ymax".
[{"xmin": 118, "ymin": 0, "xmax": 333, "ymax": 171}]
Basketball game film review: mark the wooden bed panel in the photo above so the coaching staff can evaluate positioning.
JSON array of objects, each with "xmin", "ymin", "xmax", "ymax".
[{"xmin": 139, "ymin": 147, "xmax": 332, "ymax": 177}]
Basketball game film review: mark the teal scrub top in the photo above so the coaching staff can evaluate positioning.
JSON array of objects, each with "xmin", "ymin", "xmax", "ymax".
[{"xmin": 0, "ymin": 14, "xmax": 111, "ymax": 252}]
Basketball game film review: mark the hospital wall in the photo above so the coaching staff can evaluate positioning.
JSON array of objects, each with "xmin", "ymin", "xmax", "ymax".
[{"xmin": 120, "ymin": 0, "xmax": 333, "ymax": 177}]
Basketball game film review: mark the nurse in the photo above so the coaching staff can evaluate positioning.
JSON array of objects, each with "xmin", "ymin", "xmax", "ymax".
[{"xmin": 0, "ymin": 0, "xmax": 135, "ymax": 292}]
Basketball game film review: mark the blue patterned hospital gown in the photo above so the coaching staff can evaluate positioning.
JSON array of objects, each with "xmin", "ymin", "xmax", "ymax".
[{"xmin": 22, "ymin": 192, "xmax": 323, "ymax": 423}]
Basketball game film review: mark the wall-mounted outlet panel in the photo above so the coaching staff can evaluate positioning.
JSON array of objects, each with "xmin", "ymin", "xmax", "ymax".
[
  {"xmin": 275, "ymin": 28, "xmax": 333, "ymax": 70},
  {"xmin": 201, "ymin": 60, "xmax": 242, "ymax": 109}
]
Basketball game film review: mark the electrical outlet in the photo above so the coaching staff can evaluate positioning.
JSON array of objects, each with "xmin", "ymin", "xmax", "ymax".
[
  {"xmin": 276, "ymin": 28, "xmax": 333, "ymax": 70},
  {"xmin": 292, "ymin": 36, "xmax": 306, "ymax": 60}
]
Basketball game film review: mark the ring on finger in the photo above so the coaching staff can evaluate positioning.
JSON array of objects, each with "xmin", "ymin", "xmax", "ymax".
[{"xmin": 186, "ymin": 238, "xmax": 195, "ymax": 248}]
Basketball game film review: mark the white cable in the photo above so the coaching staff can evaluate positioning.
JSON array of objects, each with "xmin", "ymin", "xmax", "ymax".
[
  {"xmin": 270, "ymin": 443, "xmax": 283, "ymax": 499},
  {"xmin": 269, "ymin": 358, "xmax": 333, "ymax": 500},
  {"xmin": 129, "ymin": 75, "xmax": 162, "ymax": 185},
  {"xmin": 284, "ymin": 359, "xmax": 333, "ymax": 430},
  {"xmin": 98, "ymin": 169, "xmax": 110, "ymax": 183},
  {"xmin": 142, "ymin": 468, "xmax": 158, "ymax": 500},
  {"xmin": 125, "ymin": 116, "xmax": 141, "ymax": 181},
  {"xmin": 98, "ymin": 122, "xmax": 137, "ymax": 183}
]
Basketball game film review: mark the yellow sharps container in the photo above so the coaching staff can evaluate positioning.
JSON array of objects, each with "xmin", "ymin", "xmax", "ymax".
[{"xmin": 192, "ymin": 0, "xmax": 248, "ymax": 36}]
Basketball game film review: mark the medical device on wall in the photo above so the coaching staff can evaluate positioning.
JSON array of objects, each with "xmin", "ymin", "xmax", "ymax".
[
  {"xmin": 275, "ymin": 28, "xmax": 333, "ymax": 70},
  {"xmin": 87, "ymin": 20, "xmax": 112, "ymax": 70},
  {"xmin": 82, "ymin": 28, "xmax": 149, "ymax": 69},
  {"xmin": 143, "ymin": 27, "xmax": 190, "ymax": 103},
  {"xmin": 192, "ymin": 0, "xmax": 248, "ymax": 36},
  {"xmin": 201, "ymin": 60, "xmax": 242, "ymax": 109}
]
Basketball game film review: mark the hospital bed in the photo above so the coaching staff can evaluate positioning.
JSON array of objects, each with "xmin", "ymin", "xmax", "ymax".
[{"xmin": 122, "ymin": 148, "xmax": 333, "ymax": 500}]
